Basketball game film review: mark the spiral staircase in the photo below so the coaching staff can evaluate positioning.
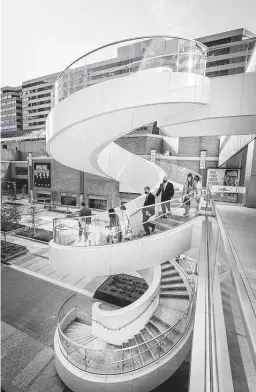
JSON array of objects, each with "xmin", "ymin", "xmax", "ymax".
[{"xmin": 46, "ymin": 36, "xmax": 208, "ymax": 391}]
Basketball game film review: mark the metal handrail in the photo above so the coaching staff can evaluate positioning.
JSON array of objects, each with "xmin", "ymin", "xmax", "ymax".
[
  {"xmin": 58, "ymin": 291, "xmax": 196, "ymax": 372},
  {"xmin": 57, "ymin": 259, "xmax": 196, "ymax": 357},
  {"xmin": 53, "ymin": 189, "xmax": 195, "ymax": 230}
]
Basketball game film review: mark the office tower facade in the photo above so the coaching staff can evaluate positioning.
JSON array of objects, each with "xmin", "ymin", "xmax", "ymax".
[
  {"xmin": 1, "ymin": 86, "xmax": 23, "ymax": 135},
  {"xmin": 197, "ymin": 28, "xmax": 256, "ymax": 77},
  {"xmin": 22, "ymin": 72, "xmax": 59, "ymax": 133}
]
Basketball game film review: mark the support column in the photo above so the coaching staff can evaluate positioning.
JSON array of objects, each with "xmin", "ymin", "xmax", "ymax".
[
  {"xmin": 79, "ymin": 171, "xmax": 84, "ymax": 207},
  {"xmin": 245, "ymin": 139, "xmax": 256, "ymax": 208},
  {"xmin": 27, "ymin": 153, "xmax": 34, "ymax": 202}
]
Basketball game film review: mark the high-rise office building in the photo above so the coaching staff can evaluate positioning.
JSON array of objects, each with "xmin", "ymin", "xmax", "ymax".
[
  {"xmin": 22, "ymin": 72, "xmax": 59, "ymax": 133},
  {"xmin": 197, "ymin": 28, "xmax": 256, "ymax": 77},
  {"xmin": 1, "ymin": 86, "xmax": 23, "ymax": 135}
]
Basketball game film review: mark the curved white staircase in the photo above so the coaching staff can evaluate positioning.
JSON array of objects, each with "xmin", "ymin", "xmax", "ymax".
[{"xmin": 47, "ymin": 36, "xmax": 207, "ymax": 391}]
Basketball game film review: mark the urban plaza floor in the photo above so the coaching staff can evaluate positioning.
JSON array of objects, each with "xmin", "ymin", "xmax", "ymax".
[{"xmin": 1, "ymin": 202, "xmax": 256, "ymax": 392}]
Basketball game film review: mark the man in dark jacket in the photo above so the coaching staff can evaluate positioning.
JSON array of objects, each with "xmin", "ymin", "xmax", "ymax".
[
  {"xmin": 78, "ymin": 202, "xmax": 92, "ymax": 242},
  {"xmin": 156, "ymin": 176, "xmax": 174, "ymax": 218},
  {"xmin": 142, "ymin": 186, "xmax": 156, "ymax": 236}
]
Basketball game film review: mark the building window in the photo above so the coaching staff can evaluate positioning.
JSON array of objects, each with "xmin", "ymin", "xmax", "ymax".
[
  {"xmin": 89, "ymin": 198, "xmax": 107, "ymax": 210},
  {"xmin": 2, "ymin": 145, "xmax": 7, "ymax": 149},
  {"xmin": 61, "ymin": 194, "xmax": 77, "ymax": 206},
  {"xmin": 15, "ymin": 167, "xmax": 28, "ymax": 175}
]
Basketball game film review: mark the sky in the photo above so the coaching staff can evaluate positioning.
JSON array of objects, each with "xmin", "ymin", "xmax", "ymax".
[{"xmin": 1, "ymin": 0, "xmax": 256, "ymax": 87}]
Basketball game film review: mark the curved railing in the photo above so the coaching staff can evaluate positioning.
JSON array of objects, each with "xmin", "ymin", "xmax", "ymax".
[
  {"xmin": 56, "ymin": 258, "xmax": 197, "ymax": 374},
  {"xmin": 51, "ymin": 36, "xmax": 207, "ymax": 107},
  {"xmin": 52, "ymin": 190, "xmax": 197, "ymax": 246}
]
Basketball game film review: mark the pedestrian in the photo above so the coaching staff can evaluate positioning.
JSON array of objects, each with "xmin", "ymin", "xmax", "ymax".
[
  {"xmin": 119, "ymin": 204, "xmax": 132, "ymax": 240},
  {"xmin": 107, "ymin": 208, "xmax": 122, "ymax": 243},
  {"xmin": 182, "ymin": 173, "xmax": 196, "ymax": 217},
  {"xmin": 194, "ymin": 175, "xmax": 202, "ymax": 212},
  {"xmin": 156, "ymin": 175, "xmax": 174, "ymax": 218},
  {"xmin": 78, "ymin": 202, "xmax": 92, "ymax": 243},
  {"xmin": 142, "ymin": 186, "xmax": 156, "ymax": 236}
]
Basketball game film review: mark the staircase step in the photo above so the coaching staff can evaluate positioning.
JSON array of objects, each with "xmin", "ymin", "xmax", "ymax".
[
  {"xmin": 160, "ymin": 283, "xmax": 187, "ymax": 291},
  {"xmin": 141, "ymin": 328, "xmax": 160, "ymax": 358},
  {"xmin": 160, "ymin": 291, "xmax": 189, "ymax": 299},
  {"xmin": 146, "ymin": 319, "xmax": 170, "ymax": 356},
  {"xmin": 150, "ymin": 315, "xmax": 170, "ymax": 333},
  {"xmin": 135, "ymin": 333, "xmax": 154, "ymax": 364},
  {"xmin": 161, "ymin": 263, "xmax": 174, "ymax": 271},
  {"xmin": 161, "ymin": 270, "xmax": 179, "ymax": 278},
  {"xmin": 128, "ymin": 338, "xmax": 144, "ymax": 370},
  {"xmin": 161, "ymin": 276, "xmax": 183, "ymax": 284},
  {"xmin": 122, "ymin": 342, "xmax": 133, "ymax": 372}
]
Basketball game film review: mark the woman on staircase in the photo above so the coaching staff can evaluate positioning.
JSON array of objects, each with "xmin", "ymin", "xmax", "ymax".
[
  {"xmin": 119, "ymin": 204, "xmax": 132, "ymax": 240},
  {"xmin": 194, "ymin": 175, "xmax": 202, "ymax": 212},
  {"xmin": 182, "ymin": 173, "xmax": 196, "ymax": 218}
]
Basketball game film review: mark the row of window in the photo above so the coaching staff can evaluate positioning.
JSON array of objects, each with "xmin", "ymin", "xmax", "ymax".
[
  {"xmin": 23, "ymin": 100, "xmax": 51, "ymax": 108},
  {"xmin": 205, "ymin": 35, "xmax": 242, "ymax": 47},
  {"xmin": 35, "ymin": 193, "xmax": 108, "ymax": 209},
  {"xmin": 1, "ymin": 94, "xmax": 18, "ymax": 100},
  {"xmin": 1, "ymin": 100, "xmax": 21, "ymax": 106},
  {"xmin": 23, "ymin": 92, "xmax": 51, "ymax": 101},
  {"xmin": 1, "ymin": 106, "xmax": 17, "ymax": 112},
  {"xmin": 206, "ymin": 55, "xmax": 249, "ymax": 68},
  {"xmin": 1, "ymin": 125, "xmax": 17, "ymax": 129},
  {"xmin": 1, "ymin": 112, "xmax": 17, "ymax": 118},
  {"xmin": 22, "ymin": 85, "xmax": 52, "ymax": 96},
  {"xmin": 1, "ymin": 119, "xmax": 18, "ymax": 124},
  {"xmin": 23, "ymin": 78, "xmax": 56, "ymax": 89},
  {"xmin": 23, "ymin": 121, "xmax": 45, "ymax": 127},
  {"xmin": 208, "ymin": 42, "xmax": 255, "ymax": 57},
  {"xmin": 23, "ymin": 114, "xmax": 48, "ymax": 121},
  {"xmin": 23, "ymin": 107, "xmax": 51, "ymax": 114},
  {"xmin": 206, "ymin": 67, "xmax": 244, "ymax": 77}
]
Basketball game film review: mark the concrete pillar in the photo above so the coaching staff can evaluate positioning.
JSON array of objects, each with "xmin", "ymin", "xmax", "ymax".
[
  {"xmin": 245, "ymin": 139, "xmax": 256, "ymax": 208},
  {"xmin": 79, "ymin": 171, "xmax": 84, "ymax": 206}
]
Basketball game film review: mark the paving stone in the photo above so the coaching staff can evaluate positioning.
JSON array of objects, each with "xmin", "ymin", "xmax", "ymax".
[
  {"xmin": 12, "ymin": 347, "xmax": 54, "ymax": 391},
  {"xmin": 1, "ymin": 335, "xmax": 44, "ymax": 383},
  {"xmin": 27, "ymin": 359, "xmax": 65, "ymax": 392}
]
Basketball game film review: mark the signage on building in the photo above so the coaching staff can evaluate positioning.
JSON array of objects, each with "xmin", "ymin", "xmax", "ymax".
[
  {"xmin": 150, "ymin": 149, "xmax": 156, "ymax": 163},
  {"xmin": 200, "ymin": 150, "xmax": 207, "ymax": 169},
  {"xmin": 34, "ymin": 163, "xmax": 51, "ymax": 188},
  {"xmin": 28, "ymin": 153, "xmax": 32, "ymax": 167},
  {"xmin": 206, "ymin": 168, "xmax": 240, "ymax": 192}
]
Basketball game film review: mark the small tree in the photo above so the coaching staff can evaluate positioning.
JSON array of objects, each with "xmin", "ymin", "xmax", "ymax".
[
  {"xmin": 26, "ymin": 206, "xmax": 40, "ymax": 236},
  {"xmin": 11, "ymin": 204, "xmax": 22, "ymax": 225},
  {"xmin": 1, "ymin": 205, "xmax": 22, "ymax": 245}
]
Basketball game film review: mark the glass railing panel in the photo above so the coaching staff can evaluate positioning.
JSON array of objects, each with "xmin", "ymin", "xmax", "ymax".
[
  {"xmin": 216, "ymin": 221, "xmax": 256, "ymax": 392},
  {"xmin": 51, "ymin": 36, "xmax": 207, "ymax": 108},
  {"xmin": 52, "ymin": 191, "xmax": 198, "ymax": 247}
]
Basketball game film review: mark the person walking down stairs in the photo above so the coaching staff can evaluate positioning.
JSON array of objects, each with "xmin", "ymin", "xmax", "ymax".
[
  {"xmin": 142, "ymin": 186, "xmax": 156, "ymax": 236},
  {"xmin": 156, "ymin": 176, "xmax": 174, "ymax": 218}
]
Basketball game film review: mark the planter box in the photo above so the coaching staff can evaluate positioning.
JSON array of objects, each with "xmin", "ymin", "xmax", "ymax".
[
  {"xmin": 94, "ymin": 274, "xmax": 148, "ymax": 308},
  {"xmin": 1, "ymin": 241, "xmax": 28, "ymax": 263}
]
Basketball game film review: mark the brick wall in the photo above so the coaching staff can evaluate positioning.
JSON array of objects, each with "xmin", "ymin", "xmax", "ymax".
[
  {"xmin": 178, "ymin": 136, "xmax": 219, "ymax": 157},
  {"xmin": 83, "ymin": 172, "xmax": 120, "ymax": 209},
  {"xmin": 115, "ymin": 136, "xmax": 163, "ymax": 155}
]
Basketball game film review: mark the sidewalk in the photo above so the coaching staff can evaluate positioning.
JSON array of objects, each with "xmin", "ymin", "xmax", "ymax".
[{"xmin": 216, "ymin": 204, "xmax": 256, "ymax": 313}]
